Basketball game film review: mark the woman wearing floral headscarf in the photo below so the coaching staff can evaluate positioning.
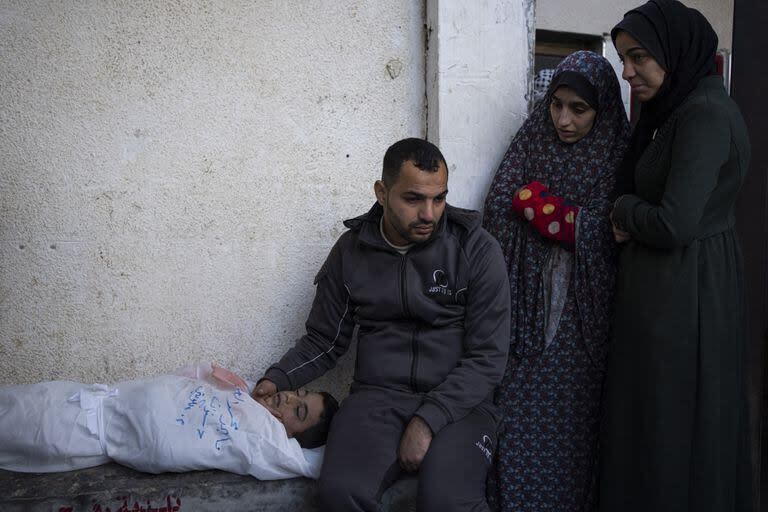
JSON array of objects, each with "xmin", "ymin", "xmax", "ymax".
[
  {"xmin": 601, "ymin": 1, "xmax": 752, "ymax": 511},
  {"xmin": 483, "ymin": 51, "xmax": 629, "ymax": 511}
]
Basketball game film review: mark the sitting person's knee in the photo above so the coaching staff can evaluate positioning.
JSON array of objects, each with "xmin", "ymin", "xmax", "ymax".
[
  {"xmin": 318, "ymin": 472, "xmax": 356, "ymax": 509},
  {"xmin": 418, "ymin": 476, "xmax": 487, "ymax": 512},
  {"xmin": 418, "ymin": 492, "xmax": 473, "ymax": 512}
]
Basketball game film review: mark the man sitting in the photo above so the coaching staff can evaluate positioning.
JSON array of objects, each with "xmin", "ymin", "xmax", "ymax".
[{"xmin": 254, "ymin": 138, "xmax": 511, "ymax": 511}]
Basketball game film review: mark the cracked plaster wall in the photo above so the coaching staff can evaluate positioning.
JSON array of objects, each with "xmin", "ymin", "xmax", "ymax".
[{"xmin": 0, "ymin": 1, "xmax": 425, "ymax": 395}]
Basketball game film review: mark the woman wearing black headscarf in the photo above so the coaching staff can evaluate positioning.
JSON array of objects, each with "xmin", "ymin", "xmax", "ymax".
[{"xmin": 600, "ymin": 1, "xmax": 752, "ymax": 511}]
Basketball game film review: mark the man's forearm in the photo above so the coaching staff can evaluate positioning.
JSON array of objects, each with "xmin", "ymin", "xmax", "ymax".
[{"xmin": 262, "ymin": 239, "xmax": 355, "ymax": 390}]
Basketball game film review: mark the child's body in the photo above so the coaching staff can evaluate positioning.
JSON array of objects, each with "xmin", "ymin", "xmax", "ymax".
[{"xmin": 0, "ymin": 362, "xmax": 333, "ymax": 480}]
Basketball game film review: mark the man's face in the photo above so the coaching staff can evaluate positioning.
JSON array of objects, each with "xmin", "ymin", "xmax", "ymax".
[
  {"xmin": 257, "ymin": 389, "xmax": 324, "ymax": 437},
  {"xmin": 375, "ymin": 160, "xmax": 449, "ymax": 246}
]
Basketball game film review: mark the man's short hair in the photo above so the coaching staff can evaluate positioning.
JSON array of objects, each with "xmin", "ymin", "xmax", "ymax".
[
  {"xmin": 294, "ymin": 391, "xmax": 339, "ymax": 449},
  {"xmin": 382, "ymin": 138, "xmax": 447, "ymax": 187}
]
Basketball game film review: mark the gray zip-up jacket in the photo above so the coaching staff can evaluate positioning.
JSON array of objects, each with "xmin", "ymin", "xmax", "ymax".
[{"xmin": 263, "ymin": 203, "xmax": 511, "ymax": 434}]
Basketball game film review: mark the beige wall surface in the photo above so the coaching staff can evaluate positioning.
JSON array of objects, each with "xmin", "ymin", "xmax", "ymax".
[
  {"xmin": 536, "ymin": 0, "xmax": 734, "ymax": 50},
  {"xmin": 0, "ymin": 1, "xmax": 425, "ymax": 392},
  {"xmin": 428, "ymin": 0, "xmax": 535, "ymax": 210}
]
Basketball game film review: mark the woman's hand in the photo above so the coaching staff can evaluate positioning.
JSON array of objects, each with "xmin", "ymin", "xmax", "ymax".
[
  {"xmin": 610, "ymin": 196, "xmax": 631, "ymax": 243},
  {"xmin": 612, "ymin": 221, "xmax": 631, "ymax": 243}
]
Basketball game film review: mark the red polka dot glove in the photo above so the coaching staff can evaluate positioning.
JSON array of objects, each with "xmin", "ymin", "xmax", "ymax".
[{"xmin": 511, "ymin": 181, "xmax": 579, "ymax": 247}]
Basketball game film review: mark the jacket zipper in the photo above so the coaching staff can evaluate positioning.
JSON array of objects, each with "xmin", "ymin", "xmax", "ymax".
[
  {"xmin": 410, "ymin": 328, "xmax": 419, "ymax": 393},
  {"xmin": 399, "ymin": 255, "xmax": 410, "ymax": 317},
  {"xmin": 400, "ymin": 255, "xmax": 418, "ymax": 392}
]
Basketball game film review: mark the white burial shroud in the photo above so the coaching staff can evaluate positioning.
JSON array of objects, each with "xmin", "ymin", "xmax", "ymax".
[{"xmin": 0, "ymin": 362, "xmax": 322, "ymax": 479}]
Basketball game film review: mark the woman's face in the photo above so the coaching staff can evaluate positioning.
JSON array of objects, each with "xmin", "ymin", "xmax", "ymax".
[
  {"xmin": 549, "ymin": 86, "xmax": 597, "ymax": 143},
  {"xmin": 614, "ymin": 31, "xmax": 666, "ymax": 102}
]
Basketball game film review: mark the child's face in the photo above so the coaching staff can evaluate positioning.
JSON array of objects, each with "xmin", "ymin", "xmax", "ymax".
[{"xmin": 257, "ymin": 389, "xmax": 324, "ymax": 437}]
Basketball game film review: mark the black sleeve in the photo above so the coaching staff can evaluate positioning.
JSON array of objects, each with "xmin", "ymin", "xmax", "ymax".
[{"xmin": 263, "ymin": 235, "xmax": 356, "ymax": 390}]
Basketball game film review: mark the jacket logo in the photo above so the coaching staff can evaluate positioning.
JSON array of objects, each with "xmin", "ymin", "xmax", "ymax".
[
  {"xmin": 427, "ymin": 269, "xmax": 453, "ymax": 296},
  {"xmin": 475, "ymin": 434, "xmax": 493, "ymax": 463}
]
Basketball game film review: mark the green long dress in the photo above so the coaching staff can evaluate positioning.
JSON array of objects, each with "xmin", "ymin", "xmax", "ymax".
[{"xmin": 600, "ymin": 75, "xmax": 752, "ymax": 511}]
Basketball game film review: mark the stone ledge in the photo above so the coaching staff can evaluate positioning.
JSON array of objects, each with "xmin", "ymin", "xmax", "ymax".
[{"xmin": 0, "ymin": 463, "xmax": 416, "ymax": 512}]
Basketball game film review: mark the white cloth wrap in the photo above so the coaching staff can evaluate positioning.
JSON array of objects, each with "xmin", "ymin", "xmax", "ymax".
[
  {"xmin": 0, "ymin": 381, "xmax": 111, "ymax": 472},
  {"xmin": 0, "ymin": 364, "xmax": 322, "ymax": 479},
  {"xmin": 68, "ymin": 383, "xmax": 119, "ymax": 453}
]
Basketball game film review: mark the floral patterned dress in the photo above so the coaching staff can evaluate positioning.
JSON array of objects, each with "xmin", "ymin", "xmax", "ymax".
[{"xmin": 482, "ymin": 51, "xmax": 629, "ymax": 511}]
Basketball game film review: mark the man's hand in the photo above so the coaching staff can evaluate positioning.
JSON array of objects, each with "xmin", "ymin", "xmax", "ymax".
[
  {"xmin": 398, "ymin": 416, "xmax": 433, "ymax": 473},
  {"xmin": 251, "ymin": 379, "xmax": 277, "ymax": 400}
]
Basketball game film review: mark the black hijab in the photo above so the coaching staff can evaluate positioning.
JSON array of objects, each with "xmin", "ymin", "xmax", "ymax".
[{"xmin": 611, "ymin": 0, "xmax": 718, "ymax": 195}]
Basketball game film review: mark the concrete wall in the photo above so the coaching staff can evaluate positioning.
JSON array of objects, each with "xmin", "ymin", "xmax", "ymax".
[
  {"xmin": 0, "ymin": 1, "xmax": 425, "ymax": 391},
  {"xmin": 536, "ymin": 0, "xmax": 733, "ymax": 50},
  {"xmin": 427, "ymin": 0, "xmax": 535, "ymax": 210},
  {"xmin": 1, "ymin": 0, "xmax": 535, "ymax": 396}
]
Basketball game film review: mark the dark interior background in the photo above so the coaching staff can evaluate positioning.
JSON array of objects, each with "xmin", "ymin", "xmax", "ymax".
[{"xmin": 731, "ymin": 0, "xmax": 768, "ymax": 510}]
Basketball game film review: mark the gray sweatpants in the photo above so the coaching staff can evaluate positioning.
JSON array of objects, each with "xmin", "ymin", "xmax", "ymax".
[{"xmin": 318, "ymin": 385, "xmax": 497, "ymax": 512}]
